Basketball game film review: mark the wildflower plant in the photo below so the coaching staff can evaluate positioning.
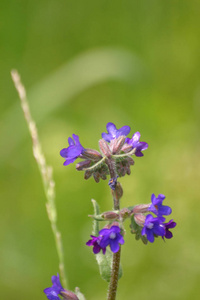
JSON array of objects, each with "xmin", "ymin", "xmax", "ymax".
[
  {"xmin": 12, "ymin": 71, "xmax": 176, "ymax": 300},
  {"xmin": 58, "ymin": 122, "xmax": 176, "ymax": 299}
]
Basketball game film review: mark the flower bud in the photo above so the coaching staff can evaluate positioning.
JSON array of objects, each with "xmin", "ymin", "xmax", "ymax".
[
  {"xmin": 99, "ymin": 139, "xmax": 112, "ymax": 158},
  {"xmin": 60, "ymin": 290, "xmax": 79, "ymax": 300},
  {"xmin": 116, "ymin": 157, "xmax": 134, "ymax": 177},
  {"xmin": 102, "ymin": 211, "xmax": 119, "ymax": 220},
  {"xmin": 121, "ymin": 143, "xmax": 133, "ymax": 153},
  {"xmin": 93, "ymin": 172, "xmax": 100, "ymax": 183},
  {"xmin": 131, "ymin": 204, "xmax": 150, "ymax": 214},
  {"xmin": 110, "ymin": 136, "xmax": 126, "ymax": 154},
  {"xmin": 81, "ymin": 148, "xmax": 102, "ymax": 161},
  {"xmin": 111, "ymin": 182, "xmax": 123, "ymax": 200},
  {"xmin": 108, "ymin": 221, "xmax": 120, "ymax": 228},
  {"xmin": 84, "ymin": 170, "xmax": 92, "ymax": 179},
  {"xmin": 76, "ymin": 160, "xmax": 91, "ymax": 170},
  {"xmin": 134, "ymin": 213, "xmax": 146, "ymax": 227}
]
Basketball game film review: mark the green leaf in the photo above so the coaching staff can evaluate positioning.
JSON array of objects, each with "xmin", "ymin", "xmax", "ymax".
[
  {"xmin": 96, "ymin": 250, "xmax": 123, "ymax": 282},
  {"xmin": 96, "ymin": 250, "xmax": 112, "ymax": 282},
  {"xmin": 91, "ymin": 199, "xmax": 100, "ymax": 236},
  {"xmin": 75, "ymin": 287, "xmax": 86, "ymax": 300}
]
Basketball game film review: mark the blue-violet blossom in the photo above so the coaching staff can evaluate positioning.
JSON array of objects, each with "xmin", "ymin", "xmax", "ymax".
[
  {"xmin": 99, "ymin": 225, "xmax": 125, "ymax": 253},
  {"xmin": 102, "ymin": 122, "xmax": 130, "ymax": 143},
  {"xmin": 86, "ymin": 235, "xmax": 106, "ymax": 254},
  {"xmin": 163, "ymin": 219, "xmax": 176, "ymax": 239},
  {"xmin": 141, "ymin": 214, "xmax": 165, "ymax": 243},
  {"xmin": 125, "ymin": 131, "xmax": 148, "ymax": 157},
  {"xmin": 44, "ymin": 273, "xmax": 64, "ymax": 300},
  {"xmin": 60, "ymin": 134, "xmax": 84, "ymax": 166},
  {"xmin": 148, "ymin": 193, "xmax": 172, "ymax": 217}
]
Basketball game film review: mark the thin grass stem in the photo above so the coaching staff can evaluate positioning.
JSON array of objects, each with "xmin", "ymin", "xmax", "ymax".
[{"xmin": 11, "ymin": 70, "xmax": 68, "ymax": 289}]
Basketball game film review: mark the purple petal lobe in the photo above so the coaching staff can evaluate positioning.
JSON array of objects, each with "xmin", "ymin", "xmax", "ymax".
[
  {"xmin": 107, "ymin": 123, "xmax": 117, "ymax": 136},
  {"xmin": 63, "ymin": 157, "xmax": 76, "ymax": 165},
  {"xmin": 60, "ymin": 148, "xmax": 68, "ymax": 158},
  {"xmin": 68, "ymin": 137, "xmax": 74, "ymax": 146},
  {"xmin": 110, "ymin": 239, "xmax": 120, "ymax": 253},
  {"xmin": 118, "ymin": 125, "xmax": 131, "ymax": 137}
]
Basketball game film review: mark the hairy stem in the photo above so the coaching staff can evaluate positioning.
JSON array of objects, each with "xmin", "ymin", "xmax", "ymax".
[
  {"xmin": 107, "ymin": 249, "xmax": 121, "ymax": 300},
  {"xmin": 106, "ymin": 158, "xmax": 117, "ymax": 179},
  {"xmin": 11, "ymin": 70, "xmax": 68, "ymax": 289},
  {"xmin": 107, "ymin": 159, "xmax": 122, "ymax": 300}
]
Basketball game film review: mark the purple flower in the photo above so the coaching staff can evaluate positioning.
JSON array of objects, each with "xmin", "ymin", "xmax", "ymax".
[
  {"xmin": 99, "ymin": 225, "xmax": 125, "ymax": 253},
  {"xmin": 141, "ymin": 214, "xmax": 165, "ymax": 243},
  {"xmin": 102, "ymin": 122, "xmax": 130, "ymax": 143},
  {"xmin": 108, "ymin": 176, "xmax": 118, "ymax": 190},
  {"xmin": 60, "ymin": 134, "xmax": 85, "ymax": 166},
  {"xmin": 86, "ymin": 235, "xmax": 106, "ymax": 255},
  {"xmin": 148, "ymin": 194, "xmax": 172, "ymax": 217},
  {"xmin": 44, "ymin": 274, "xmax": 64, "ymax": 300},
  {"xmin": 125, "ymin": 132, "xmax": 148, "ymax": 157},
  {"xmin": 163, "ymin": 219, "xmax": 176, "ymax": 239}
]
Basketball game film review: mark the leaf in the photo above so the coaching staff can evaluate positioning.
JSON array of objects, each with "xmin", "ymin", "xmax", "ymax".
[
  {"xmin": 96, "ymin": 250, "xmax": 112, "ymax": 282},
  {"xmin": 91, "ymin": 199, "xmax": 100, "ymax": 236},
  {"xmin": 75, "ymin": 287, "xmax": 86, "ymax": 300}
]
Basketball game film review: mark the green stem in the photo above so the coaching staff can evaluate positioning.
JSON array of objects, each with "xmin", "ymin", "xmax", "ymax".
[
  {"xmin": 106, "ymin": 158, "xmax": 123, "ymax": 300},
  {"xmin": 113, "ymin": 147, "xmax": 136, "ymax": 159},
  {"xmin": 107, "ymin": 249, "xmax": 121, "ymax": 300}
]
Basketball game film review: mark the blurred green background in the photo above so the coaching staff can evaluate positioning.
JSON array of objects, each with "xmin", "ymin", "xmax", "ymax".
[{"xmin": 1, "ymin": 0, "xmax": 200, "ymax": 299}]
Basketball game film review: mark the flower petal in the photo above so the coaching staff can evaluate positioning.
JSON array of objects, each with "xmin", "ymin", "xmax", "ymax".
[
  {"xmin": 146, "ymin": 229, "xmax": 155, "ymax": 243},
  {"xmin": 60, "ymin": 148, "xmax": 68, "ymax": 158},
  {"xmin": 118, "ymin": 125, "xmax": 131, "ymax": 137},
  {"xmin": 130, "ymin": 131, "xmax": 140, "ymax": 144},
  {"xmin": 63, "ymin": 157, "xmax": 76, "ymax": 165},
  {"xmin": 110, "ymin": 239, "xmax": 120, "ymax": 253}
]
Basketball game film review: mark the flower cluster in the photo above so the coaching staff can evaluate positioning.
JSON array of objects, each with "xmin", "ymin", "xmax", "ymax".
[
  {"xmin": 86, "ymin": 224, "xmax": 124, "ymax": 254},
  {"xmin": 60, "ymin": 122, "xmax": 148, "ymax": 184},
  {"xmin": 86, "ymin": 194, "xmax": 176, "ymax": 252},
  {"xmin": 44, "ymin": 274, "xmax": 78, "ymax": 300},
  {"xmin": 133, "ymin": 193, "xmax": 176, "ymax": 243}
]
